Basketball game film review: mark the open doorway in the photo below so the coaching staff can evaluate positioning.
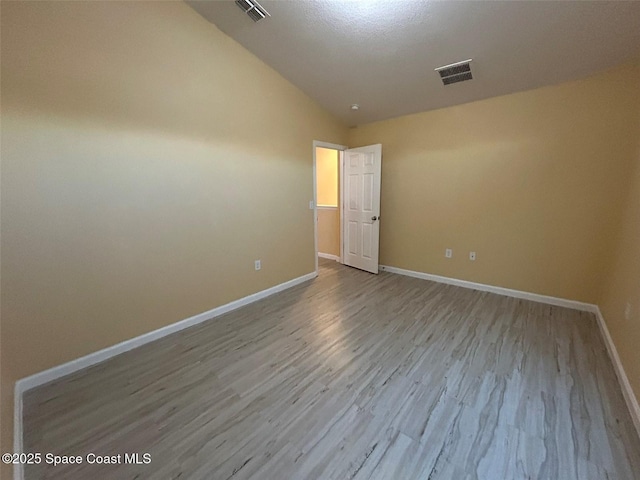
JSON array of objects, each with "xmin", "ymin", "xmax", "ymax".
[
  {"xmin": 313, "ymin": 141, "xmax": 346, "ymax": 274},
  {"xmin": 313, "ymin": 141, "xmax": 383, "ymax": 275}
]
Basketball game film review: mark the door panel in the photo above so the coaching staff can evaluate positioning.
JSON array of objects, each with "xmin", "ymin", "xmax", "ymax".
[
  {"xmin": 342, "ymin": 144, "xmax": 382, "ymax": 274},
  {"xmin": 348, "ymin": 174, "xmax": 358, "ymax": 210},
  {"xmin": 348, "ymin": 221, "xmax": 358, "ymax": 255},
  {"xmin": 362, "ymin": 223, "xmax": 372, "ymax": 258},
  {"xmin": 363, "ymin": 174, "xmax": 374, "ymax": 211}
]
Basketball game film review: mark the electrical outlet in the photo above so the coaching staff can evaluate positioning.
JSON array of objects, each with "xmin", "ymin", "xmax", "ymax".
[
  {"xmin": 255, "ymin": 260, "xmax": 261, "ymax": 271},
  {"xmin": 625, "ymin": 302, "xmax": 632, "ymax": 320},
  {"xmin": 309, "ymin": 200, "xmax": 314, "ymax": 210},
  {"xmin": 445, "ymin": 248, "xmax": 452, "ymax": 258},
  {"xmin": 469, "ymin": 251, "xmax": 476, "ymax": 261}
]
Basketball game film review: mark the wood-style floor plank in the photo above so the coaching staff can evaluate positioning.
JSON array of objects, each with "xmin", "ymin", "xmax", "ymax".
[{"xmin": 23, "ymin": 258, "xmax": 640, "ymax": 479}]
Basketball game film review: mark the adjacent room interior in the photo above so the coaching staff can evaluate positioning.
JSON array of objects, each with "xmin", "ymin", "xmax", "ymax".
[
  {"xmin": 2, "ymin": 1, "xmax": 640, "ymax": 479},
  {"xmin": 315, "ymin": 146, "xmax": 341, "ymax": 264}
]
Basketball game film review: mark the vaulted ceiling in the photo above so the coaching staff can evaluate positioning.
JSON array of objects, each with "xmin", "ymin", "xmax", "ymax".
[{"xmin": 188, "ymin": 0, "xmax": 640, "ymax": 126}]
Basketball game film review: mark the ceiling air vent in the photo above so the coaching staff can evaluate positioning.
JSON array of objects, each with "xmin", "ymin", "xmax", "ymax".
[
  {"xmin": 235, "ymin": 0, "xmax": 270, "ymax": 22},
  {"xmin": 435, "ymin": 59, "xmax": 473, "ymax": 86}
]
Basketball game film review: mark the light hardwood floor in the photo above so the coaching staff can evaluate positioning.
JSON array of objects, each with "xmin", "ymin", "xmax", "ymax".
[{"xmin": 24, "ymin": 258, "xmax": 640, "ymax": 479}]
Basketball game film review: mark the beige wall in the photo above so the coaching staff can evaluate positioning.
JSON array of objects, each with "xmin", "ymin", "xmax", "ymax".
[
  {"xmin": 317, "ymin": 208, "xmax": 340, "ymax": 257},
  {"xmin": 0, "ymin": 1, "xmax": 346, "ymax": 473},
  {"xmin": 349, "ymin": 63, "xmax": 640, "ymax": 303},
  {"xmin": 599, "ymin": 70, "xmax": 640, "ymax": 403},
  {"xmin": 316, "ymin": 147, "xmax": 339, "ymax": 207}
]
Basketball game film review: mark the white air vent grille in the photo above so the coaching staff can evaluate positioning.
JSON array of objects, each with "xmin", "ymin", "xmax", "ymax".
[
  {"xmin": 435, "ymin": 60, "xmax": 473, "ymax": 86},
  {"xmin": 235, "ymin": 0, "xmax": 270, "ymax": 22}
]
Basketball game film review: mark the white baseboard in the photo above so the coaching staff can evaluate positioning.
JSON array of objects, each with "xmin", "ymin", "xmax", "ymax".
[
  {"xmin": 594, "ymin": 307, "xmax": 640, "ymax": 439},
  {"xmin": 13, "ymin": 386, "xmax": 23, "ymax": 480},
  {"xmin": 318, "ymin": 252, "xmax": 340, "ymax": 262},
  {"xmin": 379, "ymin": 264, "xmax": 640, "ymax": 441},
  {"xmin": 379, "ymin": 265, "xmax": 597, "ymax": 312},
  {"xmin": 12, "ymin": 270, "xmax": 317, "ymax": 480},
  {"xmin": 12, "ymin": 264, "xmax": 640, "ymax": 480}
]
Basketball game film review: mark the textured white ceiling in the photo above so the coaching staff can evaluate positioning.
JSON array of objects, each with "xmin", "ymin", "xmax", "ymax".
[{"xmin": 187, "ymin": 0, "xmax": 640, "ymax": 126}]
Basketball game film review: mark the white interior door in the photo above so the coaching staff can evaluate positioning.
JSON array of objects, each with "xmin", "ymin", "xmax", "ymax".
[{"xmin": 343, "ymin": 144, "xmax": 382, "ymax": 274}]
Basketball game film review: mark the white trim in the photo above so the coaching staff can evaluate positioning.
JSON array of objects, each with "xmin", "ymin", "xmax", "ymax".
[
  {"xmin": 434, "ymin": 58, "xmax": 473, "ymax": 72},
  {"xmin": 15, "ymin": 272, "xmax": 317, "ymax": 390},
  {"xmin": 313, "ymin": 141, "xmax": 348, "ymax": 151},
  {"xmin": 13, "ymin": 386, "xmax": 23, "ymax": 480},
  {"xmin": 313, "ymin": 140, "xmax": 347, "ymax": 274},
  {"xmin": 379, "ymin": 264, "xmax": 640, "ymax": 441},
  {"xmin": 12, "ymin": 271, "xmax": 317, "ymax": 479},
  {"xmin": 594, "ymin": 307, "xmax": 640, "ymax": 439},
  {"xmin": 379, "ymin": 265, "xmax": 596, "ymax": 312},
  {"xmin": 318, "ymin": 252, "xmax": 340, "ymax": 262},
  {"xmin": 317, "ymin": 205, "xmax": 338, "ymax": 210},
  {"xmin": 10, "ymin": 265, "xmax": 640, "ymax": 480},
  {"xmin": 312, "ymin": 144, "xmax": 318, "ymax": 275}
]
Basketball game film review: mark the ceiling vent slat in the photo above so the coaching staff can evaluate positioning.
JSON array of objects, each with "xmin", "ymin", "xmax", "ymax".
[
  {"xmin": 437, "ymin": 63, "xmax": 471, "ymax": 79},
  {"xmin": 235, "ymin": 0, "xmax": 270, "ymax": 22},
  {"xmin": 442, "ymin": 72, "xmax": 473, "ymax": 85},
  {"xmin": 235, "ymin": 0, "xmax": 253, "ymax": 12},
  {"xmin": 435, "ymin": 59, "xmax": 473, "ymax": 86}
]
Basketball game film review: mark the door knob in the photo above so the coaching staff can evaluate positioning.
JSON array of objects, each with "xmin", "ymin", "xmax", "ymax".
[{"xmin": 371, "ymin": 216, "xmax": 378, "ymax": 221}]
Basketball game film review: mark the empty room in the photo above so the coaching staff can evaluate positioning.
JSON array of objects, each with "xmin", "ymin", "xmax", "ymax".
[{"xmin": 2, "ymin": 1, "xmax": 640, "ymax": 479}]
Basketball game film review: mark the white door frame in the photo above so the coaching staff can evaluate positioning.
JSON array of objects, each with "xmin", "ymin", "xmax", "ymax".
[{"xmin": 313, "ymin": 140, "xmax": 348, "ymax": 275}]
